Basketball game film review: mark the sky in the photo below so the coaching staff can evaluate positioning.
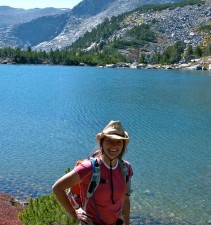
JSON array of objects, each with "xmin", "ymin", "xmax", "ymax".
[{"xmin": 0, "ymin": 0, "xmax": 83, "ymax": 9}]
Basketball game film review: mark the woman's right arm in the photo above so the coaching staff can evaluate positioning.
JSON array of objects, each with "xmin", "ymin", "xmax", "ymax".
[{"xmin": 52, "ymin": 170, "xmax": 81, "ymax": 220}]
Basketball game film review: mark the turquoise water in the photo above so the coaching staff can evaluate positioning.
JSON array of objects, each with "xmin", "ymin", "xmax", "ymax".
[{"xmin": 0, "ymin": 64, "xmax": 210, "ymax": 224}]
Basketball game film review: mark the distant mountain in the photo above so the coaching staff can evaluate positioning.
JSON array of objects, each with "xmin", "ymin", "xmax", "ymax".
[
  {"xmin": 0, "ymin": 0, "xmax": 190, "ymax": 51},
  {"xmin": 0, "ymin": 6, "xmax": 69, "ymax": 28}
]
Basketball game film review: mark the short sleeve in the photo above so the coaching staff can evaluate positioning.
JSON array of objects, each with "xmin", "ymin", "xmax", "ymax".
[{"xmin": 74, "ymin": 160, "xmax": 92, "ymax": 180}]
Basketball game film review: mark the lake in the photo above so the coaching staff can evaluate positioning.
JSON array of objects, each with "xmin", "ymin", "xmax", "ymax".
[{"xmin": 0, "ymin": 64, "xmax": 210, "ymax": 224}]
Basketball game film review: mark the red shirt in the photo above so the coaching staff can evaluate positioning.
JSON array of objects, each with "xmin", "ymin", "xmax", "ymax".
[{"xmin": 74, "ymin": 157, "xmax": 133, "ymax": 225}]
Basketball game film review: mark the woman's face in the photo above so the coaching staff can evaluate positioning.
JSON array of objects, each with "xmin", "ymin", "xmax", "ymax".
[{"xmin": 102, "ymin": 137, "xmax": 124, "ymax": 160}]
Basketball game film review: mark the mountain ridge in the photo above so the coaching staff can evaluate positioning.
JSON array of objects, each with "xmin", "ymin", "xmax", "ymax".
[
  {"xmin": 0, "ymin": 0, "xmax": 184, "ymax": 50},
  {"xmin": 0, "ymin": 6, "xmax": 69, "ymax": 28}
]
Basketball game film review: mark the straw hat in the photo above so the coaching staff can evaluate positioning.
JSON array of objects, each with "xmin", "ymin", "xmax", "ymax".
[{"xmin": 96, "ymin": 120, "xmax": 130, "ymax": 146}]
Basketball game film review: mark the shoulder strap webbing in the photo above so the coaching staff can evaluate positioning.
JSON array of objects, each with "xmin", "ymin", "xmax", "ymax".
[
  {"xmin": 83, "ymin": 157, "xmax": 101, "ymax": 210},
  {"xmin": 118, "ymin": 159, "xmax": 129, "ymax": 183},
  {"xmin": 119, "ymin": 159, "xmax": 133, "ymax": 195}
]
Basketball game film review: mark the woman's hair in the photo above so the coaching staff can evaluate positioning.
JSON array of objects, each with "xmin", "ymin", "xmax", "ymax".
[
  {"xmin": 92, "ymin": 149, "xmax": 103, "ymax": 157},
  {"xmin": 99, "ymin": 138, "xmax": 126, "ymax": 160}
]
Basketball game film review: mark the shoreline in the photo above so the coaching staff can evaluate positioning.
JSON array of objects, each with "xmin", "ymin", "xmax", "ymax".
[
  {"xmin": 99, "ymin": 56, "xmax": 211, "ymax": 71},
  {"xmin": 0, "ymin": 193, "xmax": 180, "ymax": 225},
  {"xmin": 1, "ymin": 56, "xmax": 211, "ymax": 71},
  {"xmin": 1, "ymin": 193, "xmax": 211, "ymax": 225}
]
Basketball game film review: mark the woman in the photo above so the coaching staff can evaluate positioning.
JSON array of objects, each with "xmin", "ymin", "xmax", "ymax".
[{"xmin": 52, "ymin": 120, "xmax": 133, "ymax": 225}]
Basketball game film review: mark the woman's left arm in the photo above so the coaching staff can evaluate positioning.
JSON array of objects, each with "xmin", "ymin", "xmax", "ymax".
[{"xmin": 122, "ymin": 182, "xmax": 131, "ymax": 225}]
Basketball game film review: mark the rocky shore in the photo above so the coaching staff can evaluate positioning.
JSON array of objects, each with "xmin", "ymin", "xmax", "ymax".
[
  {"xmin": 103, "ymin": 56, "xmax": 211, "ymax": 71},
  {"xmin": 0, "ymin": 194, "xmax": 24, "ymax": 225},
  {"xmin": 1, "ymin": 56, "xmax": 211, "ymax": 71}
]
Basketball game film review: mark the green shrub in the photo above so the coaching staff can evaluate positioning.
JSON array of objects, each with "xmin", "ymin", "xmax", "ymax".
[{"xmin": 19, "ymin": 193, "xmax": 77, "ymax": 225}]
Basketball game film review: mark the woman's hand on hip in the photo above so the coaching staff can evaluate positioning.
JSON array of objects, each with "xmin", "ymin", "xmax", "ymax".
[{"xmin": 75, "ymin": 207, "xmax": 93, "ymax": 224}]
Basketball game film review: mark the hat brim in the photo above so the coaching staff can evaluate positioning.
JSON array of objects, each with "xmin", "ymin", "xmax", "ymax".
[{"xmin": 96, "ymin": 133, "xmax": 129, "ymax": 145}]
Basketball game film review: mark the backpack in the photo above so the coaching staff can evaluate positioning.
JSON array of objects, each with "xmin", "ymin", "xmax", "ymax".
[{"xmin": 67, "ymin": 156, "xmax": 130, "ymax": 210}]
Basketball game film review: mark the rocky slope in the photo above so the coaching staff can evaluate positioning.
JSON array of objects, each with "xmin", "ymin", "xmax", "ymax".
[
  {"xmin": 110, "ymin": 1, "xmax": 211, "ymax": 53},
  {"xmin": 0, "ymin": 0, "xmax": 182, "ymax": 51},
  {"xmin": 34, "ymin": 0, "xmax": 183, "ymax": 51}
]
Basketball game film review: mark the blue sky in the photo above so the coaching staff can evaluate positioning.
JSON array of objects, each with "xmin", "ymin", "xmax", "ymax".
[{"xmin": 0, "ymin": 0, "xmax": 83, "ymax": 9}]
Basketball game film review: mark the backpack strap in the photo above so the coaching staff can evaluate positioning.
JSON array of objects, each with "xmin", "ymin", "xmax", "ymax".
[
  {"xmin": 83, "ymin": 157, "xmax": 101, "ymax": 211},
  {"xmin": 118, "ymin": 159, "xmax": 129, "ymax": 183},
  {"xmin": 118, "ymin": 159, "xmax": 133, "ymax": 195}
]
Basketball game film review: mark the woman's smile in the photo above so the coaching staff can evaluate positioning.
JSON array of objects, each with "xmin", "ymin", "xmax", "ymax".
[
  {"xmin": 102, "ymin": 137, "xmax": 124, "ymax": 162},
  {"xmin": 108, "ymin": 148, "xmax": 119, "ymax": 156}
]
